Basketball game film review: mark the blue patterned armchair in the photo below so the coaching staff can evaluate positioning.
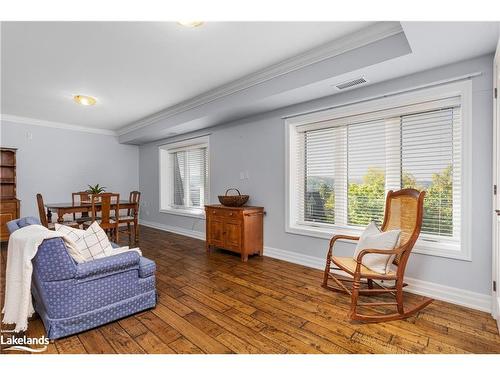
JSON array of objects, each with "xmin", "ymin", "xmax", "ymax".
[{"xmin": 7, "ymin": 217, "xmax": 157, "ymax": 339}]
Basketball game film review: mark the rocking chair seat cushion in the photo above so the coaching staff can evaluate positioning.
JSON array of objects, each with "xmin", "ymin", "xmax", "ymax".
[
  {"xmin": 332, "ymin": 256, "xmax": 396, "ymax": 277},
  {"xmin": 352, "ymin": 222, "xmax": 401, "ymax": 274}
]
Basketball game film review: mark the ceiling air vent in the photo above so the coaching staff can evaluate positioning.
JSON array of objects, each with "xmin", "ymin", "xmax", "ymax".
[{"xmin": 334, "ymin": 77, "xmax": 367, "ymax": 90}]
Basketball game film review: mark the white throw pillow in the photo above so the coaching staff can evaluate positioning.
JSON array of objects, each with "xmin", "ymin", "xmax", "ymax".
[
  {"xmin": 74, "ymin": 222, "xmax": 114, "ymax": 262},
  {"xmin": 352, "ymin": 222, "xmax": 401, "ymax": 274}
]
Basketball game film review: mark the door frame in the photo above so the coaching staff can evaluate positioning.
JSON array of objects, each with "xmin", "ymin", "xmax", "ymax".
[{"xmin": 492, "ymin": 37, "xmax": 500, "ymax": 329}]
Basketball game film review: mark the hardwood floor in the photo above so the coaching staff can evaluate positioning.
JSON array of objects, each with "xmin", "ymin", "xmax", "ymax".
[{"xmin": 1, "ymin": 225, "xmax": 499, "ymax": 354}]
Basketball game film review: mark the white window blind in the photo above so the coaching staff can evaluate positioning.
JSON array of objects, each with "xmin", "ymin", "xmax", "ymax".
[
  {"xmin": 347, "ymin": 119, "xmax": 387, "ymax": 227},
  {"xmin": 169, "ymin": 146, "xmax": 208, "ymax": 210},
  {"xmin": 159, "ymin": 136, "xmax": 209, "ymax": 216},
  {"xmin": 401, "ymin": 108, "xmax": 461, "ymax": 238},
  {"xmin": 293, "ymin": 97, "xmax": 461, "ymax": 242}
]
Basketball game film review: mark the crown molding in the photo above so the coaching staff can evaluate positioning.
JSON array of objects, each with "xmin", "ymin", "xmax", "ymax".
[
  {"xmin": 0, "ymin": 114, "xmax": 117, "ymax": 136},
  {"xmin": 117, "ymin": 22, "xmax": 404, "ymax": 137}
]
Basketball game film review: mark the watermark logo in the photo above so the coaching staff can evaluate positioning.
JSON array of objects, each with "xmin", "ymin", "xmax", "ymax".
[{"xmin": 1, "ymin": 330, "xmax": 49, "ymax": 353}]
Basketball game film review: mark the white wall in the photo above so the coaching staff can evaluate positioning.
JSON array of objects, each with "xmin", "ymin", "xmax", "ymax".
[
  {"xmin": 138, "ymin": 54, "xmax": 494, "ymax": 302},
  {"xmin": 0, "ymin": 120, "xmax": 139, "ymax": 219}
]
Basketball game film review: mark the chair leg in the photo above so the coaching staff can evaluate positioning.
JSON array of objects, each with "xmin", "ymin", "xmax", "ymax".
[
  {"xmin": 322, "ymin": 249, "xmax": 332, "ymax": 287},
  {"xmin": 127, "ymin": 222, "xmax": 131, "ymax": 244},
  {"xmin": 349, "ymin": 274, "xmax": 361, "ymax": 319},
  {"xmin": 396, "ymin": 279, "xmax": 404, "ymax": 314},
  {"xmin": 134, "ymin": 221, "xmax": 139, "ymax": 244}
]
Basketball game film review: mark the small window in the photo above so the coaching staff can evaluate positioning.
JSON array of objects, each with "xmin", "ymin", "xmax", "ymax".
[{"xmin": 159, "ymin": 136, "xmax": 209, "ymax": 217}]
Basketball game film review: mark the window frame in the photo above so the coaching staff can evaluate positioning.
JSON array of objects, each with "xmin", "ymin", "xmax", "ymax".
[
  {"xmin": 159, "ymin": 135, "xmax": 210, "ymax": 218},
  {"xmin": 285, "ymin": 81, "xmax": 472, "ymax": 261}
]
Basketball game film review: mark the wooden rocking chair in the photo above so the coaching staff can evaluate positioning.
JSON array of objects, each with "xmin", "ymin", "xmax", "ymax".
[{"xmin": 322, "ymin": 188, "xmax": 433, "ymax": 323}]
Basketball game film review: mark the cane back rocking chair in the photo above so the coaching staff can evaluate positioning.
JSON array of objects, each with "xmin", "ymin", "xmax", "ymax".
[{"xmin": 322, "ymin": 188, "xmax": 433, "ymax": 322}]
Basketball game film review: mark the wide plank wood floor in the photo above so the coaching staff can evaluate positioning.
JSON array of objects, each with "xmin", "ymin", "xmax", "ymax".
[{"xmin": 1, "ymin": 225, "xmax": 499, "ymax": 354}]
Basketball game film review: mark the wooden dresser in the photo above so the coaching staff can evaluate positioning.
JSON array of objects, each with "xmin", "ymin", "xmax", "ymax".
[
  {"xmin": 0, "ymin": 147, "xmax": 20, "ymax": 242},
  {"xmin": 205, "ymin": 204, "xmax": 264, "ymax": 262}
]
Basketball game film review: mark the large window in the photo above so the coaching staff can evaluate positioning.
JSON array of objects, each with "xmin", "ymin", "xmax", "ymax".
[
  {"xmin": 159, "ymin": 136, "xmax": 209, "ymax": 217},
  {"xmin": 287, "ymin": 82, "xmax": 471, "ymax": 260}
]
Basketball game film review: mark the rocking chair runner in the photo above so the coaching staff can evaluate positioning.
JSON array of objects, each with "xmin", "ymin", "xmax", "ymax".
[{"xmin": 322, "ymin": 188, "xmax": 433, "ymax": 322}]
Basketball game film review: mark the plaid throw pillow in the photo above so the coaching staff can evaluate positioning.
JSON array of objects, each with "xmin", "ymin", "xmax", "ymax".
[
  {"xmin": 54, "ymin": 223, "xmax": 87, "ymax": 263},
  {"xmin": 74, "ymin": 222, "xmax": 114, "ymax": 261},
  {"xmin": 54, "ymin": 223, "xmax": 86, "ymax": 242}
]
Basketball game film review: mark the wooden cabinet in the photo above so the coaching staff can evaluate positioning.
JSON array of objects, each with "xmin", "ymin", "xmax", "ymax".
[
  {"xmin": 205, "ymin": 204, "xmax": 264, "ymax": 262},
  {"xmin": 0, "ymin": 148, "xmax": 20, "ymax": 241}
]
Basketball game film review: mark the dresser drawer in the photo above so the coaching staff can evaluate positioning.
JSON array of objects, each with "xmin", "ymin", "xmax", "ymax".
[
  {"xmin": 0, "ymin": 202, "xmax": 18, "ymax": 213},
  {"xmin": 207, "ymin": 208, "xmax": 242, "ymax": 220},
  {"xmin": 207, "ymin": 207, "xmax": 225, "ymax": 218},
  {"xmin": 223, "ymin": 210, "xmax": 241, "ymax": 219},
  {"xmin": 1, "ymin": 212, "xmax": 15, "ymax": 241}
]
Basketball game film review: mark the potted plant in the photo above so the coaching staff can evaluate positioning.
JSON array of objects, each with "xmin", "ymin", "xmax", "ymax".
[{"xmin": 86, "ymin": 184, "xmax": 106, "ymax": 201}]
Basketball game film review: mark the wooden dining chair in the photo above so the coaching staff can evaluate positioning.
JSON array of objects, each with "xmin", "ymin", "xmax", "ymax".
[
  {"xmin": 83, "ymin": 193, "xmax": 120, "ymax": 242},
  {"xmin": 72, "ymin": 191, "xmax": 91, "ymax": 223},
  {"xmin": 116, "ymin": 191, "xmax": 141, "ymax": 245},
  {"xmin": 322, "ymin": 189, "xmax": 432, "ymax": 322},
  {"xmin": 36, "ymin": 193, "xmax": 80, "ymax": 229}
]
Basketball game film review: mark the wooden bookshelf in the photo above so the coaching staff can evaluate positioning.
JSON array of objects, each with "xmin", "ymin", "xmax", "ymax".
[{"xmin": 0, "ymin": 147, "xmax": 20, "ymax": 241}]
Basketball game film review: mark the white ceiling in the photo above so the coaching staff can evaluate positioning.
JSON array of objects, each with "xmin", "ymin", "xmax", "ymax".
[
  {"xmin": 1, "ymin": 21, "xmax": 499, "ymax": 139},
  {"xmin": 253, "ymin": 22, "xmax": 500, "ymax": 110},
  {"xmin": 0, "ymin": 21, "xmax": 373, "ymax": 130}
]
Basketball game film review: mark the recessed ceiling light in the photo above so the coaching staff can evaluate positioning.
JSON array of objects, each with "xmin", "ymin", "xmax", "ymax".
[
  {"xmin": 177, "ymin": 21, "xmax": 204, "ymax": 28},
  {"xmin": 73, "ymin": 95, "xmax": 97, "ymax": 106}
]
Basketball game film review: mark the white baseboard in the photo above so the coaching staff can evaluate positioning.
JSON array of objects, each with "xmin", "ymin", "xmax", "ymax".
[
  {"xmin": 140, "ymin": 219, "xmax": 492, "ymax": 314},
  {"xmin": 263, "ymin": 245, "xmax": 326, "ymax": 270},
  {"xmin": 403, "ymin": 276, "xmax": 492, "ymax": 313},
  {"xmin": 140, "ymin": 219, "xmax": 205, "ymax": 240},
  {"xmin": 494, "ymin": 297, "xmax": 500, "ymax": 332},
  {"xmin": 497, "ymin": 297, "xmax": 500, "ymax": 332}
]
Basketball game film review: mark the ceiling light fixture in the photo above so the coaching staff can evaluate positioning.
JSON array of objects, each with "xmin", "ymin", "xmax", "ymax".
[
  {"xmin": 73, "ymin": 95, "xmax": 97, "ymax": 106},
  {"xmin": 177, "ymin": 21, "xmax": 204, "ymax": 28}
]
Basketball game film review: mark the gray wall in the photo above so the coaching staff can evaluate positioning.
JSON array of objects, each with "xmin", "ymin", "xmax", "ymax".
[
  {"xmin": 139, "ymin": 54, "xmax": 493, "ymax": 295},
  {"xmin": 0, "ymin": 120, "xmax": 139, "ymax": 219}
]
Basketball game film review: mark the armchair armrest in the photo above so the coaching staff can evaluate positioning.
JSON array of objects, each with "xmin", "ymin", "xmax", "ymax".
[
  {"xmin": 355, "ymin": 246, "xmax": 405, "ymax": 263},
  {"xmin": 75, "ymin": 251, "xmax": 140, "ymax": 280},
  {"xmin": 327, "ymin": 235, "xmax": 360, "ymax": 257},
  {"xmin": 330, "ymin": 234, "xmax": 360, "ymax": 244}
]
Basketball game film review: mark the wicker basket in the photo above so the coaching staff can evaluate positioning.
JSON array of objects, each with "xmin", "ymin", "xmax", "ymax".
[{"xmin": 218, "ymin": 188, "xmax": 249, "ymax": 207}]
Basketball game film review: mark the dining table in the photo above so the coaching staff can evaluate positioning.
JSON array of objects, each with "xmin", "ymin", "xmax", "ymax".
[{"xmin": 44, "ymin": 200, "xmax": 139, "ymax": 240}]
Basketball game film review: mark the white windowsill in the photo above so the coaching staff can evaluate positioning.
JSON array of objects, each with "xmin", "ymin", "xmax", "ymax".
[
  {"xmin": 160, "ymin": 208, "xmax": 206, "ymax": 219},
  {"xmin": 286, "ymin": 223, "xmax": 471, "ymax": 261}
]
